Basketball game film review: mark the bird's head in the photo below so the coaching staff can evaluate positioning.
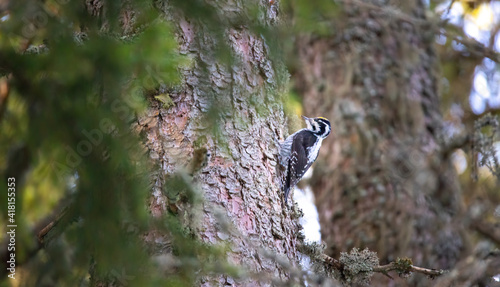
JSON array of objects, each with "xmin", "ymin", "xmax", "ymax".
[{"xmin": 302, "ymin": 116, "xmax": 331, "ymax": 138}]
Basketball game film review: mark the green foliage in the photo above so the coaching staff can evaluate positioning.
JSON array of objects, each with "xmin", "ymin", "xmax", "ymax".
[
  {"xmin": 0, "ymin": 0, "xmax": 288, "ymax": 284},
  {"xmin": 0, "ymin": 0, "xmax": 193, "ymax": 285}
]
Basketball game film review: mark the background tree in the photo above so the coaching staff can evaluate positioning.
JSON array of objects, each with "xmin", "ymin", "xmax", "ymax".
[
  {"xmin": 139, "ymin": 0, "xmax": 304, "ymax": 285},
  {"xmin": 289, "ymin": 0, "xmax": 500, "ymax": 286}
]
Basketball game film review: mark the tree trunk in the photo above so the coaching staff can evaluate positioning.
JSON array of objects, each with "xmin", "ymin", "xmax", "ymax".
[
  {"xmin": 139, "ymin": 1, "xmax": 302, "ymax": 285},
  {"xmin": 294, "ymin": 1, "xmax": 467, "ymax": 286}
]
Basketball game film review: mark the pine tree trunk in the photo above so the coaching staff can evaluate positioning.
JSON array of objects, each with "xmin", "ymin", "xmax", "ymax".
[
  {"xmin": 294, "ymin": 1, "xmax": 467, "ymax": 286},
  {"xmin": 139, "ymin": 1, "xmax": 302, "ymax": 285}
]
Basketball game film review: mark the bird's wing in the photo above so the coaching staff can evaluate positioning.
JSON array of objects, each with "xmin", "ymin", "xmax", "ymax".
[{"xmin": 283, "ymin": 134, "xmax": 314, "ymax": 203}]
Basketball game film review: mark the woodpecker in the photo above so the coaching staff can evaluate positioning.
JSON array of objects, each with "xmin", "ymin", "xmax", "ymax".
[{"xmin": 279, "ymin": 116, "xmax": 331, "ymax": 204}]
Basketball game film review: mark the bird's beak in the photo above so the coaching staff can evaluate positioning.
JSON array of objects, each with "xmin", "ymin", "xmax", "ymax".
[
  {"xmin": 301, "ymin": 116, "xmax": 313, "ymax": 124},
  {"xmin": 302, "ymin": 115, "xmax": 313, "ymax": 129}
]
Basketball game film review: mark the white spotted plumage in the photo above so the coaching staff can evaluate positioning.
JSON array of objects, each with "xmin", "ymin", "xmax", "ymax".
[{"xmin": 279, "ymin": 116, "xmax": 331, "ymax": 204}]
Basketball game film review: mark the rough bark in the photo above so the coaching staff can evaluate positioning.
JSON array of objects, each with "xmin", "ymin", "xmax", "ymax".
[
  {"xmin": 294, "ymin": 1, "xmax": 467, "ymax": 286},
  {"xmin": 137, "ymin": 1, "xmax": 302, "ymax": 285}
]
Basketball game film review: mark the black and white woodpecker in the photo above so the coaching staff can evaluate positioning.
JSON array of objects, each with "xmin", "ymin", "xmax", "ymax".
[{"xmin": 279, "ymin": 116, "xmax": 331, "ymax": 204}]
